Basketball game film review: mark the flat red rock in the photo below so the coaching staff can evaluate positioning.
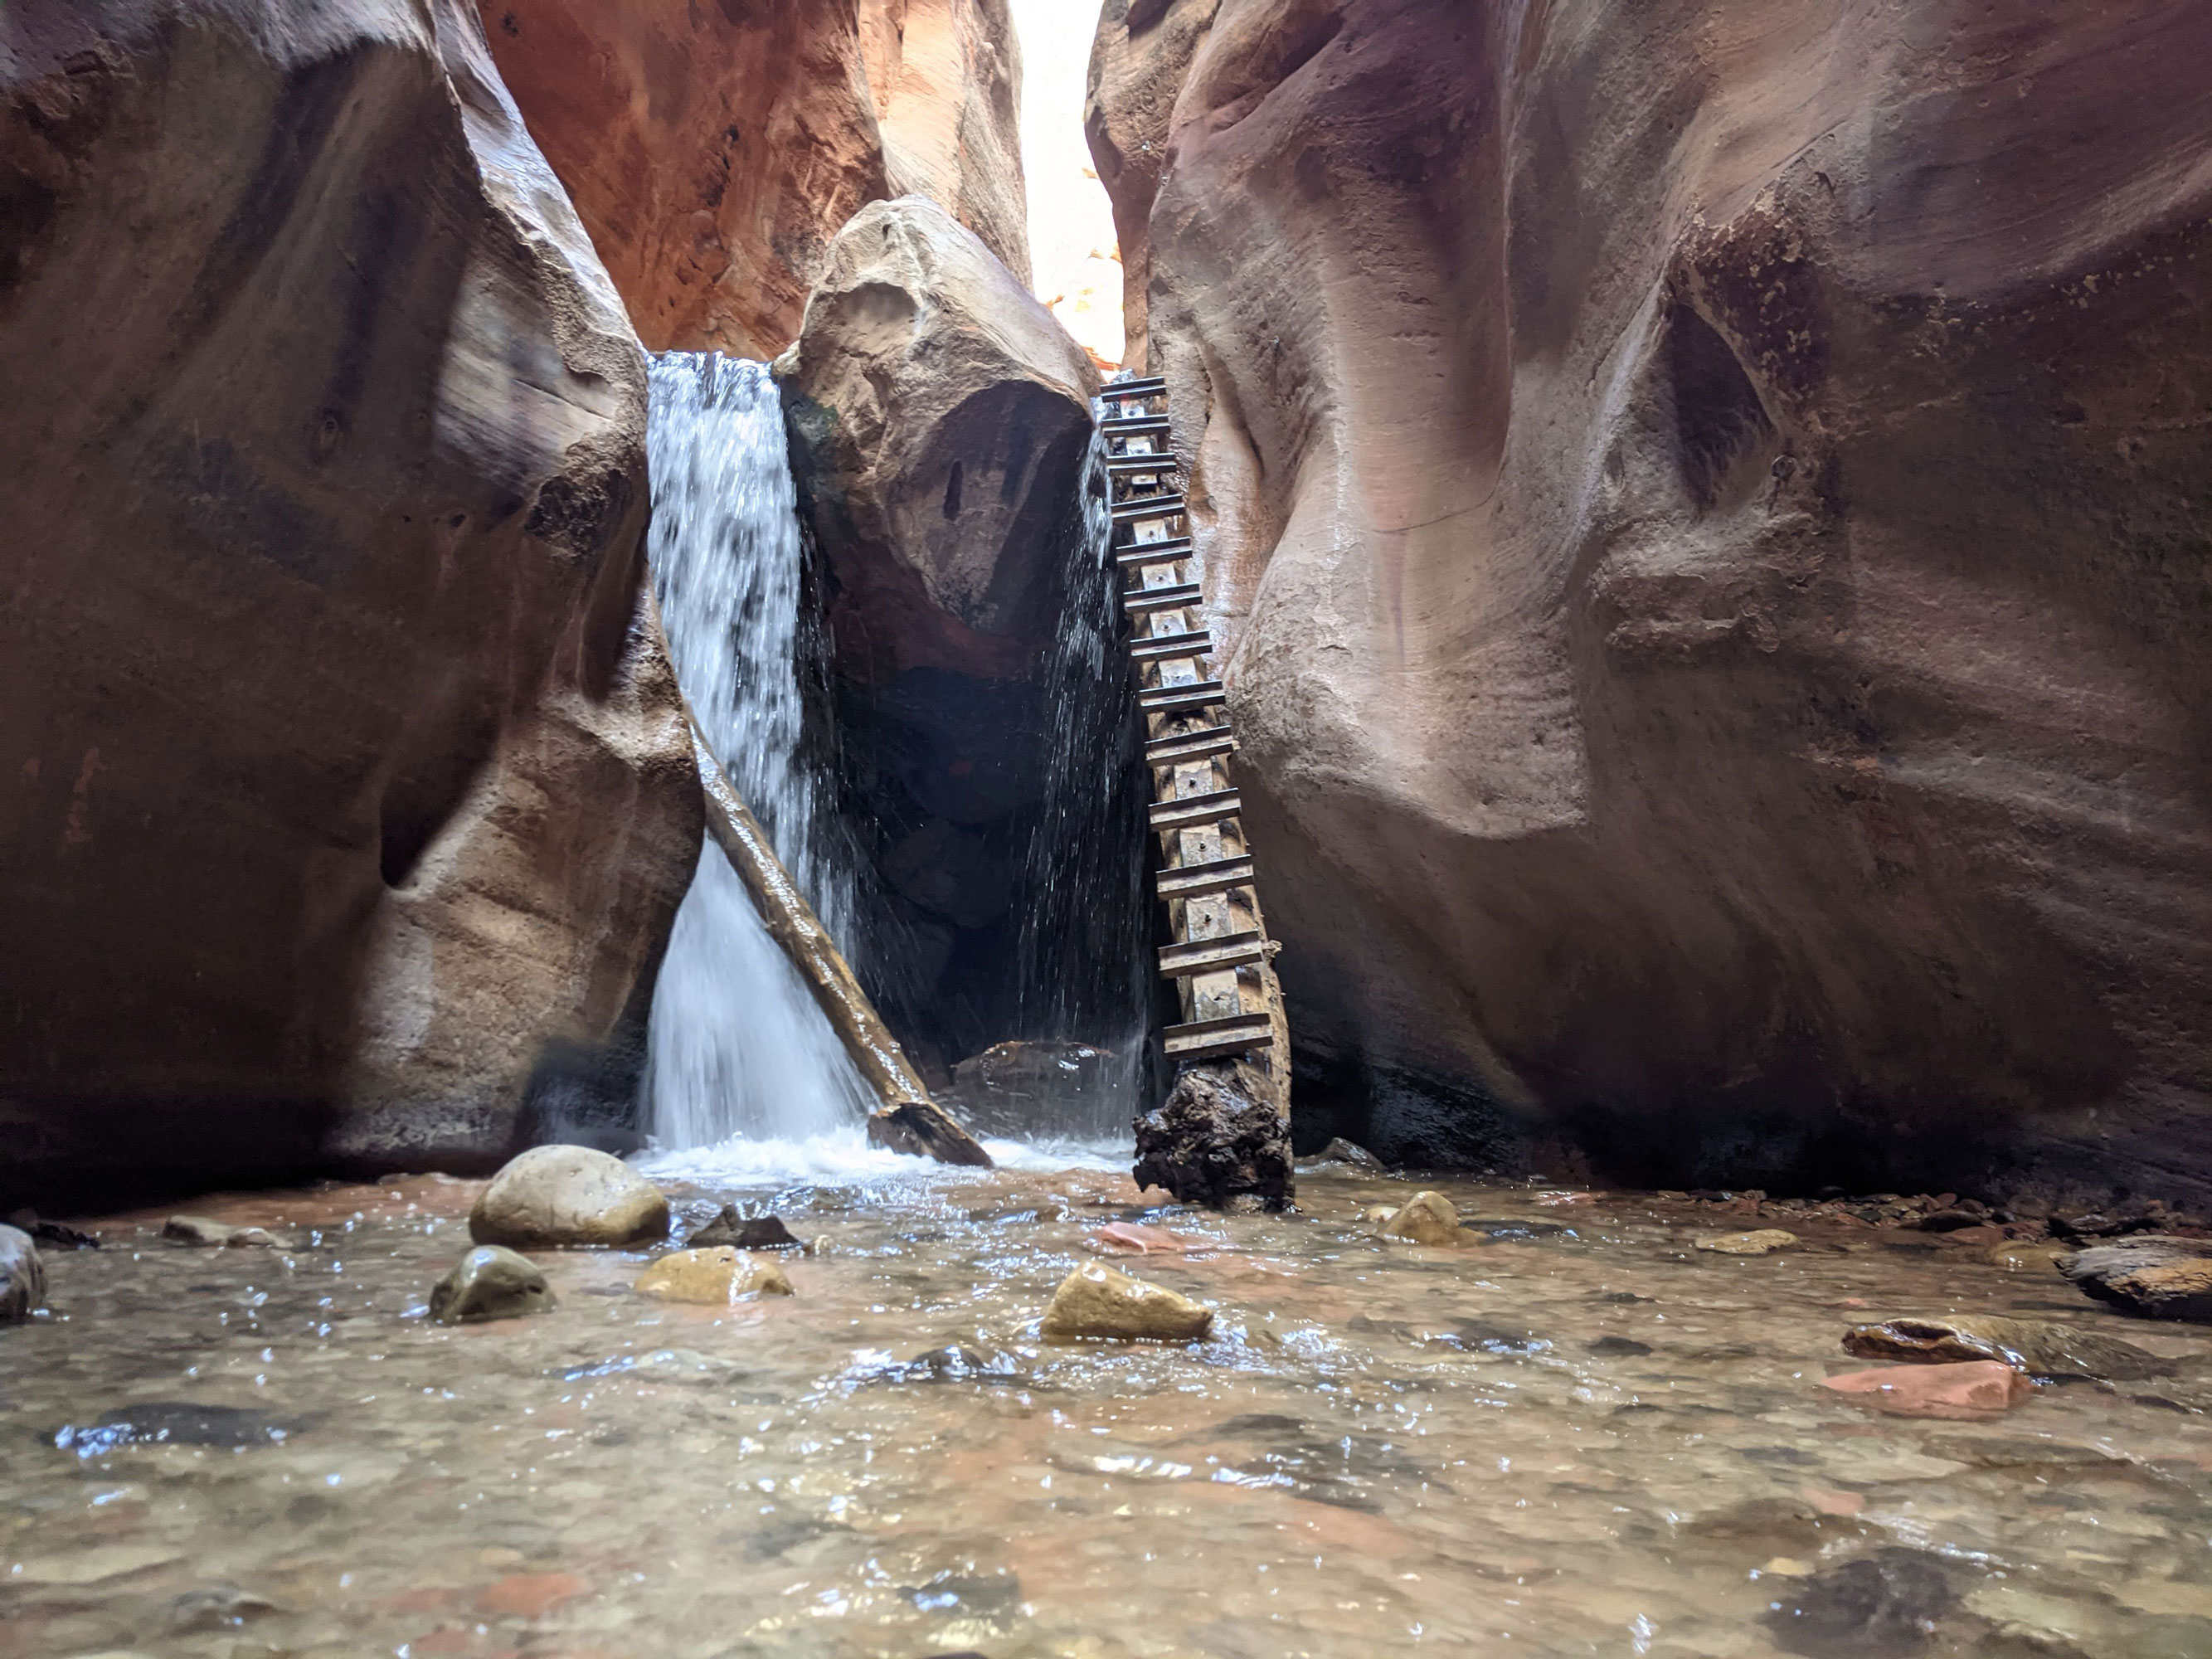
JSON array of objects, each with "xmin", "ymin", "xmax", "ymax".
[{"xmin": 1822, "ymin": 1361, "xmax": 2031, "ymax": 1418}]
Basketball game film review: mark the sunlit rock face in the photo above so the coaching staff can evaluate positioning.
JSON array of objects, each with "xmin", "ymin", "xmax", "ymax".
[
  {"xmin": 478, "ymin": 0, "xmax": 1028, "ymax": 357},
  {"xmin": 1090, "ymin": 0, "xmax": 2212, "ymax": 1197},
  {"xmin": 0, "ymin": 0, "xmax": 700, "ymax": 1204},
  {"xmin": 777, "ymin": 198, "xmax": 1101, "ymax": 1068}
]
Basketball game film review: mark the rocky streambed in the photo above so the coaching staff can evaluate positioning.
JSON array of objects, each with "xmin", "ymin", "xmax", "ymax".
[{"xmin": 5, "ymin": 1163, "xmax": 2212, "ymax": 1657}]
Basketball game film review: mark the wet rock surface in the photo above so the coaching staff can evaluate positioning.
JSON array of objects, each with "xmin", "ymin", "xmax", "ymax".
[
  {"xmin": 868, "ymin": 1102, "xmax": 994, "ymax": 1168},
  {"xmin": 1762, "ymin": 1548, "xmax": 1957, "ymax": 1657},
  {"xmin": 469, "ymin": 1146, "xmax": 670, "ymax": 1248},
  {"xmin": 1134, "ymin": 1063, "xmax": 1292, "ymax": 1211},
  {"xmin": 429, "ymin": 1245, "xmax": 555, "ymax": 1326},
  {"xmin": 943, "ymin": 1041, "xmax": 1120, "ymax": 1141},
  {"xmin": 1841, "ymin": 1316, "xmax": 2171, "ymax": 1382},
  {"xmin": 1375, "ymin": 1192, "xmax": 1472, "ymax": 1247},
  {"xmin": 0, "ymin": 1223, "xmax": 46, "ymax": 1321},
  {"xmin": 1039, "ymin": 1261, "xmax": 1212, "ymax": 1343},
  {"xmin": 633, "ymin": 1248, "xmax": 794, "ymax": 1305},
  {"xmin": 1822, "ymin": 1362, "xmax": 2033, "ymax": 1420},
  {"xmin": 2059, "ymin": 1236, "xmax": 2212, "ymax": 1323},
  {"xmin": 1696, "ymin": 1229, "xmax": 1800, "ymax": 1256}
]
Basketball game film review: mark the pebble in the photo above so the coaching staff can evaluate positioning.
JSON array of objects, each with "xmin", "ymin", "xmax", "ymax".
[
  {"xmin": 469, "ymin": 1145, "xmax": 669, "ymax": 1248},
  {"xmin": 0, "ymin": 1223, "xmax": 46, "ymax": 1321},
  {"xmin": 1822, "ymin": 1360, "xmax": 2031, "ymax": 1418},
  {"xmin": 162, "ymin": 1215, "xmax": 278, "ymax": 1248},
  {"xmin": 429, "ymin": 1245, "xmax": 556, "ymax": 1325},
  {"xmin": 1376, "ymin": 1191, "xmax": 1474, "ymax": 1246},
  {"xmin": 633, "ymin": 1247, "xmax": 793, "ymax": 1304},
  {"xmin": 1694, "ymin": 1229, "xmax": 1798, "ymax": 1255},
  {"xmin": 1040, "ymin": 1262, "xmax": 1213, "ymax": 1342}
]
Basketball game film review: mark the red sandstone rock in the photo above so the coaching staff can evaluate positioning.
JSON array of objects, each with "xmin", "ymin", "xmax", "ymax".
[
  {"xmin": 1088, "ymin": 0, "xmax": 2212, "ymax": 1194},
  {"xmin": 1092, "ymin": 1221, "xmax": 1218, "ymax": 1254},
  {"xmin": 478, "ymin": 0, "xmax": 1028, "ymax": 356},
  {"xmin": 1824, "ymin": 1362, "xmax": 2032, "ymax": 1419},
  {"xmin": 0, "ymin": 0, "xmax": 699, "ymax": 1200}
]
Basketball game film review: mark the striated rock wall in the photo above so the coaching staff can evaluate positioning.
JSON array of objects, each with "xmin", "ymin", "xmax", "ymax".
[
  {"xmin": 477, "ymin": 0, "xmax": 1029, "ymax": 358},
  {"xmin": 0, "ymin": 0, "xmax": 701, "ymax": 1204},
  {"xmin": 1091, "ymin": 0, "xmax": 2212, "ymax": 1199}
]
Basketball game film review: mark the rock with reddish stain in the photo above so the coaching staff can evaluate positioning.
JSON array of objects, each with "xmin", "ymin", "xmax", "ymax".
[
  {"xmin": 477, "ymin": 1571, "xmax": 587, "ymax": 1619},
  {"xmin": 1091, "ymin": 1222, "xmax": 1216, "ymax": 1255},
  {"xmin": 1823, "ymin": 1361, "xmax": 2032, "ymax": 1418}
]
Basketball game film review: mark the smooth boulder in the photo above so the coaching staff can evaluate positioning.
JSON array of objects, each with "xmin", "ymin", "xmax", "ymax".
[
  {"xmin": 1040, "ymin": 1262, "xmax": 1213, "ymax": 1343},
  {"xmin": 634, "ymin": 1248, "xmax": 794, "ymax": 1304},
  {"xmin": 0, "ymin": 1224, "xmax": 45, "ymax": 1321},
  {"xmin": 2058, "ymin": 1235, "xmax": 2212, "ymax": 1323},
  {"xmin": 469, "ymin": 1146, "xmax": 670, "ymax": 1248},
  {"xmin": 430, "ymin": 1245, "xmax": 555, "ymax": 1326}
]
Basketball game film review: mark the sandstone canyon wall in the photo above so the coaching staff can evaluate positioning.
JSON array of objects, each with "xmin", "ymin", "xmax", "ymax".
[
  {"xmin": 0, "ymin": 0, "xmax": 701, "ymax": 1204},
  {"xmin": 478, "ymin": 0, "xmax": 1029, "ymax": 357},
  {"xmin": 1091, "ymin": 0, "xmax": 2212, "ymax": 1199}
]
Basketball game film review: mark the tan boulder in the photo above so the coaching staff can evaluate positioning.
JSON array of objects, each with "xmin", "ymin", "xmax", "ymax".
[
  {"xmin": 1085, "ymin": 0, "xmax": 2212, "ymax": 1199},
  {"xmin": 634, "ymin": 1248, "xmax": 795, "ymax": 1304},
  {"xmin": 1041, "ymin": 1262, "xmax": 1213, "ymax": 1342},
  {"xmin": 470, "ymin": 1146, "xmax": 670, "ymax": 1248},
  {"xmin": 0, "ymin": 0, "xmax": 698, "ymax": 1200},
  {"xmin": 1376, "ymin": 1191, "xmax": 1470, "ymax": 1247},
  {"xmin": 1695, "ymin": 1230, "xmax": 1799, "ymax": 1257}
]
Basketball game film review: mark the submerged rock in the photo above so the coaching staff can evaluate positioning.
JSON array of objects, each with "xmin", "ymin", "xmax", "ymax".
[
  {"xmin": 688, "ymin": 1208, "xmax": 807, "ymax": 1253},
  {"xmin": 469, "ymin": 1146, "xmax": 669, "ymax": 1248},
  {"xmin": 1695, "ymin": 1229, "xmax": 1799, "ymax": 1255},
  {"xmin": 1822, "ymin": 1362, "xmax": 2033, "ymax": 1419},
  {"xmin": 1040, "ymin": 1262, "xmax": 1213, "ymax": 1343},
  {"xmin": 1298, "ymin": 1138, "xmax": 1384, "ymax": 1174},
  {"xmin": 633, "ymin": 1248, "xmax": 794, "ymax": 1304},
  {"xmin": 1134, "ymin": 1064, "xmax": 1293, "ymax": 1212},
  {"xmin": 1762, "ymin": 1548, "xmax": 1956, "ymax": 1657},
  {"xmin": 0, "ymin": 1224, "xmax": 46, "ymax": 1321},
  {"xmin": 163, "ymin": 1216, "xmax": 278, "ymax": 1248},
  {"xmin": 55, "ymin": 1403, "xmax": 304, "ymax": 1456},
  {"xmin": 169, "ymin": 1584, "xmax": 280, "ymax": 1633},
  {"xmin": 1377, "ymin": 1192, "xmax": 1472, "ymax": 1247},
  {"xmin": 1841, "ymin": 1315, "xmax": 2170, "ymax": 1381},
  {"xmin": 429, "ymin": 1246, "xmax": 555, "ymax": 1326},
  {"xmin": 2058, "ymin": 1234, "xmax": 2212, "ymax": 1322}
]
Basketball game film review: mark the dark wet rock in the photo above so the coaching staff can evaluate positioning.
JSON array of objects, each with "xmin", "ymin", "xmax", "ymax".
[
  {"xmin": 56, "ymin": 1403, "xmax": 305, "ymax": 1457},
  {"xmin": 163, "ymin": 1215, "xmax": 279, "ymax": 1248},
  {"xmin": 868, "ymin": 1101, "xmax": 994, "ymax": 1167},
  {"xmin": 1427, "ymin": 1321, "xmax": 1548, "ymax": 1356},
  {"xmin": 0, "ymin": 1224, "xmax": 46, "ymax": 1321},
  {"xmin": 169, "ymin": 1584, "xmax": 280, "ymax": 1632},
  {"xmin": 2058, "ymin": 1235, "xmax": 2212, "ymax": 1323},
  {"xmin": 5, "ymin": 1210, "xmax": 97, "ymax": 1249},
  {"xmin": 2050, "ymin": 1209, "xmax": 2164, "ymax": 1240},
  {"xmin": 1296, "ymin": 1138, "xmax": 1384, "ymax": 1174},
  {"xmin": 1135, "ymin": 1063, "xmax": 1293, "ymax": 1211},
  {"xmin": 688, "ymin": 1208, "xmax": 806, "ymax": 1252},
  {"xmin": 469, "ymin": 1146, "xmax": 670, "ymax": 1248},
  {"xmin": 873, "ymin": 1345, "xmax": 1026, "ymax": 1384},
  {"xmin": 1761, "ymin": 1549, "xmax": 1956, "ymax": 1657},
  {"xmin": 1912, "ymin": 1209, "xmax": 1991, "ymax": 1233},
  {"xmin": 943, "ymin": 1041, "xmax": 1119, "ymax": 1140},
  {"xmin": 1587, "ymin": 1335, "xmax": 1654, "ymax": 1357},
  {"xmin": 430, "ymin": 1245, "xmax": 556, "ymax": 1326},
  {"xmin": 1841, "ymin": 1316, "xmax": 2171, "ymax": 1381},
  {"xmin": 902, "ymin": 1571, "xmax": 1023, "ymax": 1618},
  {"xmin": 1466, "ymin": 1219, "xmax": 1571, "ymax": 1242}
]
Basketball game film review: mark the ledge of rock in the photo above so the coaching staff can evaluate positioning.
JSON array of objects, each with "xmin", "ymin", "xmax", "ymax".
[{"xmin": 0, "ymin": 0, "xmax": 699, "ymax": 1208}]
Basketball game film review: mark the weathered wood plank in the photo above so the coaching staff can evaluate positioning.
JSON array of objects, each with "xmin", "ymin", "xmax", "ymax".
[
  {"xmin": 1159, "ymin": 932, "xmax": 1268, "ymax": 978},
  {"xmin": 1149, "ymin": 789, "xmax": 1241, "ymax": 831}
]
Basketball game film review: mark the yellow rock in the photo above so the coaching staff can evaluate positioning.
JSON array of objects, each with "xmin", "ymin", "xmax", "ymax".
[
  {"xmin": 1040, "ymin": 1262, "xmax": 1213, "ymax": 1342},
  {"xmin": 633, "ymin": 1247, "xmax": 793, "ymax": 1304},
  {"xmin": 1694, "ymin": 1229, "xmax": 1798, "ymax": 1256},
  {"xmin": 1377, "ymin": 1190, "xmax": 1466, "ymax": 1246},
  {"xmin": 1761, "ymin": 1557, "xmax": 1813, "ymax": 1578}
]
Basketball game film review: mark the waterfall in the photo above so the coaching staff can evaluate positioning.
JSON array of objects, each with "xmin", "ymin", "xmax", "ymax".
[{"xmin": 641, "ymin": 353, "xmax": 873, "ymax": 1150}]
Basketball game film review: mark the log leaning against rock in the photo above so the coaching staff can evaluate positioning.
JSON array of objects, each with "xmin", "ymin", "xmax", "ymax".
[{"xmin": 687, "ymin": 715, "xmax": 990, "ymax": 1168}]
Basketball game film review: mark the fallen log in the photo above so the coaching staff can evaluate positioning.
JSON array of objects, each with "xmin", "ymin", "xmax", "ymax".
[{"xmin": 686, "ymin": 713, "xmax": 990, "ymax": 1169}]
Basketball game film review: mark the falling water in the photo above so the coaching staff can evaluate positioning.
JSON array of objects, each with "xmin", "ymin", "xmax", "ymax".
[
  {"xmin": 1011, "ymin": 426, "xmax": 1152, "ymax": 1135},
  {"xmin": 642, "ymin": 353, "xmax": 873, "ymax": 1150}
]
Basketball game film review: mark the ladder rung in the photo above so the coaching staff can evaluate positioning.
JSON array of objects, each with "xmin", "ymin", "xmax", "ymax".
[
  {"xmin": 1155, "ymin": 856, "xmax": 1255, "ymax": 902},
  {"xmin": 1106, "ymin": 451, "xmax": 1177, "ymax": 471},
  {"xmin": 1124, "ymin": 582, "xmax": 1203, "ymax": 615},
  {"xmin": 1130, "ymin": 630, "xmax": 1211, "ymax": 664},
  {"xmin": 1116, "ymin": 538, "xmax": 1193, "ymax": 570},
  {"xmin": 1101, "ymin": 377, "xmax": 1168, "ymax": 401},
  {"xmin": 1140, "ymin": 679, "xmax": 1225, "ymax": 713},
  {"xmin": 1111, "ymin": 492, "xmax": 1187, "ymax": 524},
  {"xmin": 1146, "ymin": 727, "xmax": 1237, "ymax": 766},
  {"xmin": 1163, "ymin": 1014, "xmax": 1276, "ymax": 1063},
  {"xmin": 1149, "ymin": 789, "xmax": 1241, "ymax": 832},
  {"xmin": 1102, "ymin": 416, "xmax": 1171, "ymax": 437},
  {"xmin": 1159, "ymin": 931, "xmax": 1266, "ymax": 979}
]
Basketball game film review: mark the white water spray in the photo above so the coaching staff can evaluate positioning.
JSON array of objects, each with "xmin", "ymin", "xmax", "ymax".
[{"xmin": 642, "ymin": 354, "xmax": 873, "ymax": 1150}]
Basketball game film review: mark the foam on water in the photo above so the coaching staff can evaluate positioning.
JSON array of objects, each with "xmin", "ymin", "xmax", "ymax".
[{"xmin": 635, "ymin": 1126, "xmax": 1132, "ymax": 1188}]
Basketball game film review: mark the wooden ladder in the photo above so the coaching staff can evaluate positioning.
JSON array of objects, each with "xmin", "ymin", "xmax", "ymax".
[{"xmin": 1099, "ymin": 377, "xmax": 1280, "ymax": 1068}]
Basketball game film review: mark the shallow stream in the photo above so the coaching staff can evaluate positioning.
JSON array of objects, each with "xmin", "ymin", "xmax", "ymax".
[{"xmin": 7, "ymin": 1155, "xmax": 2212, "ymax": 1658}]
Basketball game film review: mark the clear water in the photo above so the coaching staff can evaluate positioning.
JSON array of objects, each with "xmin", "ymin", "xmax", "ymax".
[
  {"xmin": 12, "ymin": 1173, "xmax": 2212, "ymax": 1658},
  {"xmin": 644, "ymin": 354, "xmax": 872, "ymax": 1150}
]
